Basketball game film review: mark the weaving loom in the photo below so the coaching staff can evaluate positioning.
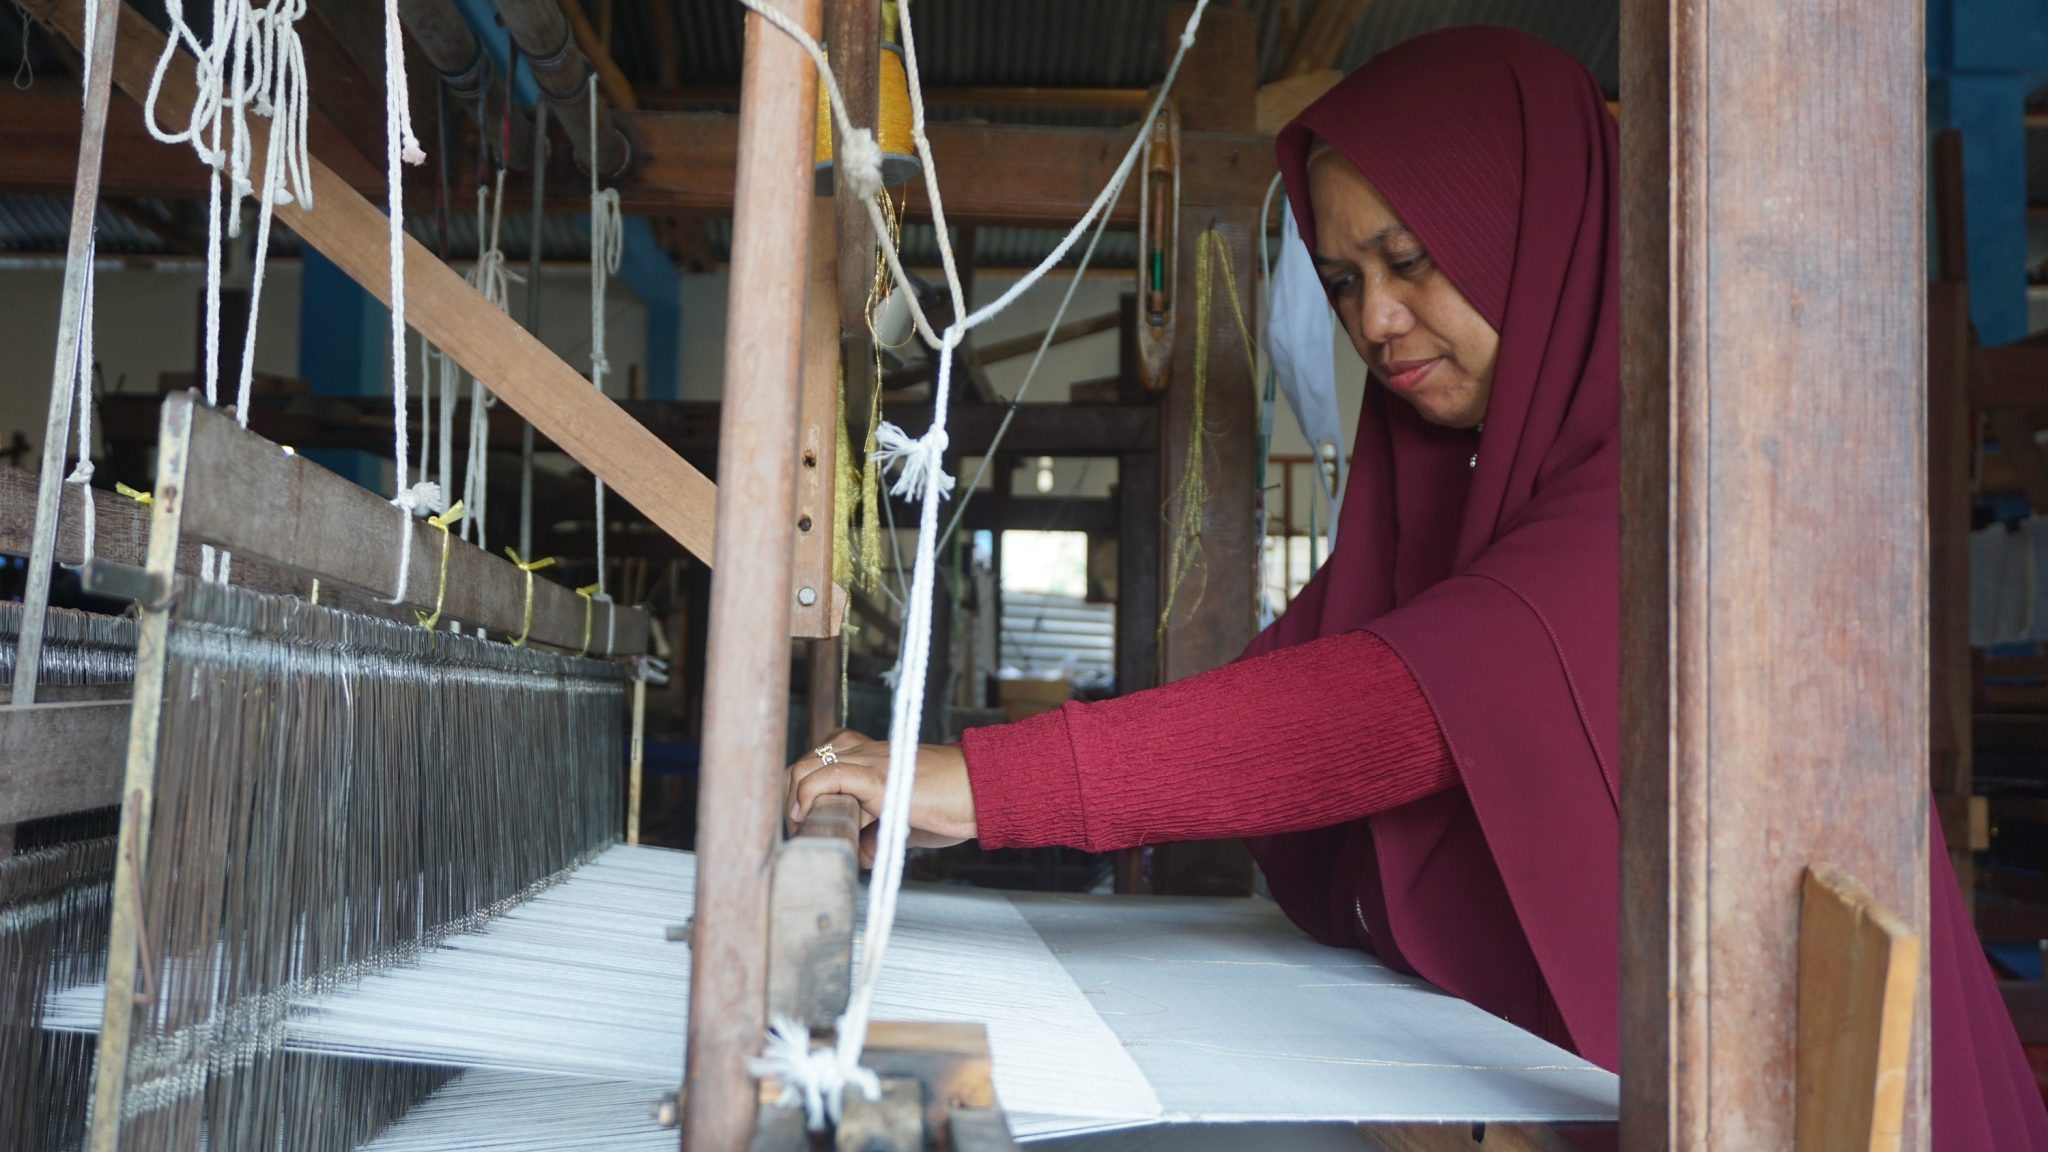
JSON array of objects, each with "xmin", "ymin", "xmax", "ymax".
[
  {"xmin": 0, "ymin": 1, "xmax": 1642, "ymax": 1149},
  {"xmin": 40, "ymin": 844, "xmax": 1617, "ymax": 1148}
]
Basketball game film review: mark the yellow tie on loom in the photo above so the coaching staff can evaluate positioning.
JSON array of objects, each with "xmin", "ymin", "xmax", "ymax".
[
  {"xmin": 416, "ymin": 501, "xmax": 466, "ymax": 631},
  {"xmin": 114, "ymin": 482, "xmax": 153, "ymax": 506},
  {"xmin": 503, "ymin": 549, "xmax": 556, "ymax": 647},
  {"xmin": 576, "ymin": 583, "xmax": 602, "ymax": 657}
]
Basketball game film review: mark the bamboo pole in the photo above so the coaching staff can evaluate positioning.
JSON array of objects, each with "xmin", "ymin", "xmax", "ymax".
[{"xmin": 681, "ymin": 0, "xmax": 823, "ymax": 1146}]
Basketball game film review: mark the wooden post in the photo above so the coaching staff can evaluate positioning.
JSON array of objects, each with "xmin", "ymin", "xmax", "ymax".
[
  {"xmin": 1618, "ymin": 0, "xmax": 1930, "ymax": 1146},
  {"xmin": 792, "ymin": 197, "xmax": 843, "ymax": 638},
  {"xmin": 682, "ymin": 1, "xmax": 821, "ymax": 1148},
  {"xmin": 12, "ymin": 0, "xmax": 120, "ymax": 713},
  {"xmin": 1148, "ymin": 2, "xmax": 1259, "ymax": 897},
  {"xmin": 1928, "ymin": 132, "xmax": 1977, "ymax": 902}
]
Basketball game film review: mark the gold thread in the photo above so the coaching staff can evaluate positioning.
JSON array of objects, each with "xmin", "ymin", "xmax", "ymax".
[
  {"xmin": 416, "ymin": 501, "xmax": 466, "ymax": 630},
  {"xmin": 503, "ymin": 549, "xmax": 556, "ymax": 647},
  {"xmin": 1160, "ymin": 229, "xmax": 1256, "ymax": 645}
]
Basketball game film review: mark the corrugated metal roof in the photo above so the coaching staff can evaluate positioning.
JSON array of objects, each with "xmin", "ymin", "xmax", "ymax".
[
  {"xmin": 0, "ymin": 194, "xmax": 182, "ymax": 256},
  {"xmin": 615, "ymin": 1, "xmax": 1619, "ymax": 96}
]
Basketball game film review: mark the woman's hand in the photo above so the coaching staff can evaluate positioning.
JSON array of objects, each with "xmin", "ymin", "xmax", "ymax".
[{"xmin": 785, "ymin": 729, "xmax": 977, "ymax": 867}]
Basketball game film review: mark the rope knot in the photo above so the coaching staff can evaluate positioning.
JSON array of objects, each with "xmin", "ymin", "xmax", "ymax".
[
  {"xmin": 749, "ymin": 1017, "xmax": 880, "ymax": 1132},
  {"xmin": 871, "ymin": 422, "xmax": 954, "ymax": 501},
  {"xmin": 393, "ymin": 480, "xmax": 446, "ymax": 517},
  {"xmin": 839, "ymin": 127, "xmax": 886, "ymax": 201}
]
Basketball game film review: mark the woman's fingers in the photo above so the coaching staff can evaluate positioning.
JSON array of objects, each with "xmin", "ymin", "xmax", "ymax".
[
  {"xmin": 790, "ymin": 755, "xmax": 887, "ymax": 827},
  {"xmin": 786, "ymin": 734, "xmax": 872, "ymax": 832}
]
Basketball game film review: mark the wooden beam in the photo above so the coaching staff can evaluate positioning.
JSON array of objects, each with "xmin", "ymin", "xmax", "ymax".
[
  {"xmin": 30, "ymin": 0, "xmax": 719, "ymax": 568},
  {"xmin": 1619, "ymin": 0, "xmax": 1930, "ymax": 1147},
  {"xmin": 1970, "ymin": 342, "xmax": 2048, "ymax": 409},
  {"xmin": 1256, "ymin": 69, "xmax": 1344, "ymax": 135},
  {"xmin": 0, "ymin": 464, "xmax": 316, "ymax": 600},
  {"xmin": 884, "ymin": 312, "xmax": 1123, "ymax": 387},
  {"xmin": 555, "ymin": 0, "xmax": 637, "ymax": 110},
  {"xmin": 0, "ymin": 86, "xmax": 1276, "ymax": 226},
  {"xmin": 1795, "ymin": 865, "xmax": 1918, "ymax": 1152},
  {"xmin": 1985, "ymin": 409, "xmax": 2048, "ymax": 513},
  {"xmin": 1367, "ymin": 1124, "xmax": 1578, "ymax": 1152},
  {"xmin": 827, "ymin": 0, "xmax": 881, "ymax": 337},
  {"xmin": 1277, "ymin": 0, "xmax": 1372, "ymax": 79},
  {"xmin": 683, "ymin": 0, "xmax": 822, "ymax": 1145},
  {"xmin": 792, "ymin": 197, "xmax": 843, "ymax": 639},
  {"xmin": 615, "ymin": 111, "xmax": 1275, "ymax": 225},
  {"xmin": 1930, "ymin": 265, "xmax": 1977, "ymax": 899},
  {"xmin": 0, "ymin": 701, "xmax": 127, "ymax": 823},
  {"xmin": 167, "ymin": 398, "xmax": 650, "ymax": 654},
  {"xmin": 1146, "ymin": 2, "xmax": 1259, "ymax": 899}
]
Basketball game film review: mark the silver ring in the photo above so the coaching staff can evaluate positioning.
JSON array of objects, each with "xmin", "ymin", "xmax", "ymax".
[{"xmin": 814, "ymin": 745, "xmax": 839, "ymax": 767}]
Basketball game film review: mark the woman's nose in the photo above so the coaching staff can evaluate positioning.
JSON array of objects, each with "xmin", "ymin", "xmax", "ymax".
[{"xmin": 1358, "ymin": 286, "xmax": 1410, "ymax": 346}]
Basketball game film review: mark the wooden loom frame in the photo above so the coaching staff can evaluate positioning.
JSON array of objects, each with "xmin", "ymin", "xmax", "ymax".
[{"xmin": 4, "ymin": 0, "xmax": 1944, "ymax": 1148}]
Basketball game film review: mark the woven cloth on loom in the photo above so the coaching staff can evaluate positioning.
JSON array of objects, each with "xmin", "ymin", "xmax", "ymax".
[{"xmin": 46, "ymin": 845, "xmax": 1616, "ymax": 1144}]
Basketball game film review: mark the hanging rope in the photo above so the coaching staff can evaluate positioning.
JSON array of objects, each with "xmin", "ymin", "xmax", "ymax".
[
  {"xmin": 588, "ymin": 81, "xmax": 623, "ymax": 621},
  {"xmin": 382, "ymin": 0, "xmax": 434, "ymax": 604},
  {"xmin": 460, "ymin": 175, "xmax": 519, "ymax": 553},
  {"xmin": 737, "ymin": 0, "xmax": 1215, "ymax": 1130},
  {"xmin": 139, "ymin": 0, "xmax": 315, "ymax": 584}
]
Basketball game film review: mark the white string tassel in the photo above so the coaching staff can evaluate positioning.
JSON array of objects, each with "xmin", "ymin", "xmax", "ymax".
[
  {"xmin": 870, "ymin": 421, "xmax": 954, "ymax": 501},
  {"xmin": 750, "ymin": 1017, "xmax": 880, "ymax": 1132}
]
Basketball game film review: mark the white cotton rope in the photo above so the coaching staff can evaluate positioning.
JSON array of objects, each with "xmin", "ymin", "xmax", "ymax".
[
  {"xmin": 461, "ymin": 175, "xmax": 520, "ymax": 551},
  {"xmin": 588, "ymin": 84, "xmax": 622, "ymax": 614},
  {"xmin": 382, "ymin": 0, "xmax": 433, "ymax": 604},
  {"xmin": 737, "ymin": 0, "xmax": 1215, "ymax": 1128},
  {"xmin": 142, "ymin": 0, "xmax": 317, "ymax": 586}
]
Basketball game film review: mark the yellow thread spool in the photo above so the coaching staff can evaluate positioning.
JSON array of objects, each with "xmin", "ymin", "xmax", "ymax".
[{"xmin": 814, "ymin": 40, "xmax": 921, "ymax": 195}]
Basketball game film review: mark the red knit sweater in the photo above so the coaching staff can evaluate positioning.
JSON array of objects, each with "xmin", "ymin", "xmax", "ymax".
[{"xmin": 960, "ymin": 630, "xmax": 1456, "ymax": 852}]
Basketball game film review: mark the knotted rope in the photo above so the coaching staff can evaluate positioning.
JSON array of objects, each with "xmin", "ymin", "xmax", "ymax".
[{"xmin": 736, "ymin": 0, "xmax": 1215, "ymax": 1129}]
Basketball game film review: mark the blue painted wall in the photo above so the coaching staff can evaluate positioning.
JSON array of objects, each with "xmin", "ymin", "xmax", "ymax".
[
  {"xmin": 1928, "ymin": 0, "xmax": 2048, "ymax": 345},
  {"xmin": 297, "ymin": 248, "xmax": 386, "ymax": 486}
]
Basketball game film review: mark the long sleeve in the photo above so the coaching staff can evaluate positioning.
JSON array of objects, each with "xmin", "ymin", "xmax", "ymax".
[{"xmin": 961, "ymin": 629, "xmax": 1455, "ymax": 852}]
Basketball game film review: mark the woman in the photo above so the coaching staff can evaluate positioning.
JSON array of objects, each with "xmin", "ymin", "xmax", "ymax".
[{"xmin": 788, "ymin": 27, "xmax": 2048, "ymax": 1147}]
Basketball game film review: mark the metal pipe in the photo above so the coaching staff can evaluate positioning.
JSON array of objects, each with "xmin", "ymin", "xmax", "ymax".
[
  {"xmin": 490, "ymin": 0, "xmax": 630, "ymax": 176},
  {"xmin": 397, "ymin": 0, "xmax": 535, "ymax": 170},
  {"xmin": 681, "ymin": 0, "xmax": 821, "ymax": 1145},
  {"xmin": 518, "ymin": 100, "xmax": 548, "ymax": 560}
]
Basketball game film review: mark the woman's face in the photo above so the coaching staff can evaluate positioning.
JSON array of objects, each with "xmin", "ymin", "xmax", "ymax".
[{"xmin": 1308, "ymin": 149, "xmax": 1499, "ymax": 429}]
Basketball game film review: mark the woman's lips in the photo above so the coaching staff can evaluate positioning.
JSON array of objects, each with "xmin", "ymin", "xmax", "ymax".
[{"xmin": 1383, "ymin": 357, "xmax": 1440, "ymax": 394}]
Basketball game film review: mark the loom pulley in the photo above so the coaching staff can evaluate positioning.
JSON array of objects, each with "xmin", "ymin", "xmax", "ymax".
[{"xmin": 1136, "ymin": 100, "xmax": 1182, "ymax": 393}]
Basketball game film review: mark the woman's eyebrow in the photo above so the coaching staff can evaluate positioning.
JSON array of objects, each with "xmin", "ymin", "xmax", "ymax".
[{"xmin": 1314, "ymin": 227, "xmax": 1403, "ymax": 267}]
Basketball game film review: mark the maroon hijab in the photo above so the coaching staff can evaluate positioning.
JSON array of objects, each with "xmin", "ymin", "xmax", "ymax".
[{"xmin": 1246, "ymin": 26, "xmax": 1622, "ymax": 1067}]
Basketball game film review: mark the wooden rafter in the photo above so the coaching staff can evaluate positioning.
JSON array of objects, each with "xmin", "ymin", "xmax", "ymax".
[
  {"xmin": 0, "ymin": 86, "xmax": 1276, "ymax": 225},
  {"xmin": 1277, "ymin": 0, "xmax": 1373, "ymax": 79}
]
